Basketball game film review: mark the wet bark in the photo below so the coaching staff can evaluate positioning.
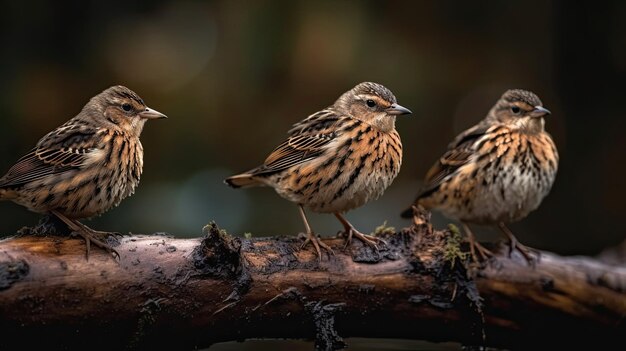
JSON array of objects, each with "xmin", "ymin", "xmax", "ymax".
[{"xmin": 0, "ymin": 210, "xmax": 624, "ymax": 350}]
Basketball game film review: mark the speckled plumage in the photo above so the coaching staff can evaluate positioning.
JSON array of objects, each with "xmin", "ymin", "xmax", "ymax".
[
  {"xmin": 226, "ymin": 82, "xmax": 411, "ymax": 258},
  {"xmin": 0, "ymin": 85, "xmax": 167, "ymax": 259},
  {"xmin": 402, "ymin": 89, "xmax": 558, "ymax": 263}
]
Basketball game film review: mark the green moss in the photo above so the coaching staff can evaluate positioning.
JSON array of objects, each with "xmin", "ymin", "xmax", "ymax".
[
  {"xmin": 443, "ymin": 223, "xmax": 468, "ymax": 268},
  {"xmin": 371, "ymin": 220, "xmax": 396, "ymax": 236},
  {"xmin": 202, "ymin": 221, "xmax": 230, "ymax": 239},
  {"xmin": 447, "ymin": 223, "xmax": 460, "ymax": 235}
]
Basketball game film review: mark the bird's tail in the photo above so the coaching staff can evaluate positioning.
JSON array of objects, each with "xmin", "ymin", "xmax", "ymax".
[
  {"xmin": 400, "ymin": 197, "xmax": 426, "ymax": 218},
  {"xmin": 224, "ymin": 173, "xmax": 263, "ymax": 189},
  {"xmin": 400, "ymin": 205, "xmax": 415, "ymax": 218}
]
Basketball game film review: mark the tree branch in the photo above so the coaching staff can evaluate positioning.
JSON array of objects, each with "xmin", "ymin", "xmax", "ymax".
[{"xmin": 0, "ymin": 210, "xmax": 624, "ymax": 350}]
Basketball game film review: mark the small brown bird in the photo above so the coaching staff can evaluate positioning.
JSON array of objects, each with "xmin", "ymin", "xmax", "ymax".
[
  {"xmin": 401, "ymin": 89, "xmax": 558, "ymax": 264},
  {"xmin": 0, "ymin": 85, "xmax": 167, "ymax": 259},
  {"xmin": 225, "ymin": 82, "xmax": 411, "ymax": 259}
]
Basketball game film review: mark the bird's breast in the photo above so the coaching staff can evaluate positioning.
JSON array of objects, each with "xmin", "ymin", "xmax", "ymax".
[
  {"xmin": 277, "ymin": 124, "xmax": 402, "ymax": 213},
  {"xmin": 62, "ymin": 132, "xmax": 144, "ymax": 218},
  {"xmin": 438, "ymin": 130, "xmax": 558, "ymax": 224}
]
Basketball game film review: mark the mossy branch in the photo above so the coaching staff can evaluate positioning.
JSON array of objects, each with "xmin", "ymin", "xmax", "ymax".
[{"xmin": 0, "ymin": 211, "xmax": 624, "ymax": 350}]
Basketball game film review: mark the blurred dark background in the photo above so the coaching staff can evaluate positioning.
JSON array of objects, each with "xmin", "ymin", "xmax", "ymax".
[
  {"xmin": 1, "ymin": 0, "xmax": 625, "ymax": 255},
  {"xmin": 1, "ymin": 1, "xmax": 624, "ymax": 350}
]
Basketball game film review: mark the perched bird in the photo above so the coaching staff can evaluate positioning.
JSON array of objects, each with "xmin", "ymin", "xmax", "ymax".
[
  {"xmin": 225, "ymin": 82, "xmax": 411, "ymax": 259},
  {"xmin": 401, "ymin": 89, "xmax": 558, "ymax": 264},
  {"xmin": 0, "ymin": 85, "xmax": 167, "ymax": 259}
]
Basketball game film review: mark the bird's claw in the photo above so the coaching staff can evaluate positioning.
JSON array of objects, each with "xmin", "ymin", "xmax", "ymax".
[{"xmin": 301, "ymin": 232, "xmax": 334, "ymax": 261}]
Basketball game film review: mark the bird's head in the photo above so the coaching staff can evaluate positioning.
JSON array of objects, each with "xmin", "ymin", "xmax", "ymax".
[
  {"xmin": 84, "ymin": 85, "xmax": 167, "ymax": 136},
  {"xmin": 489, "ymin": 89, "xmax": 550, "ymax": 134},
  {"xmin": 334, "ymin": 82, "xmax": 411, "ymax": 132}
]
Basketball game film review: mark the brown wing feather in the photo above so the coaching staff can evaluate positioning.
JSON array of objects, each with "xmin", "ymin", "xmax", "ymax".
[
  {"xmin": 246, "ymin": 109, "xmax": 342, "ymax": 176},
  {"xmin": 258, "ymin": 132, "xmax": 335, "ymax": 174},
  {"xmin": 225, "ymin": 109, "xmax": 343, "ymax": 188},
  {"xmin": 0, "ymin": 125, "xmax": 99, "ymax": 188},
  {"xmin": 401, "ymin": 123, "xmax": 493, "ymax": 218},
  {"xmin": 417, "ymin": 123, "xmax": 493, "ymax": 200},
  {"xmin": 287, "ymin": 109, "xmax": 338, "ymax": 136}
]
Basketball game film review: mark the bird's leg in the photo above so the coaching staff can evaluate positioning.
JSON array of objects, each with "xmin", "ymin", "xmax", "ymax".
[
  {"xmin": 462, "ymin": 222, "xmax": 493, "ymax": 262},
  {"xmin": 69, "ymin": 222, "xmax": 124, "ymax": 238},
  {"xmin": 72, "ymin": 221, "xmax": 121, "ymax": 260},
  {"xmin": 498, "ymin": 222, "xmax": 538, "ymax": 265},
  {"xmin": 298, "ymin": 205, "xmax": 333, "ymax": 260},
  {"xmin": 73, "ymin": 222, "xmax": 123, "ymax": 238},
  {"xmin": 334, "ymin": 212, "xmax": 386, "ymax": 250},
  {"xmin": 51, "ymin": 211, "xmax": 120, "ymax": 260}
]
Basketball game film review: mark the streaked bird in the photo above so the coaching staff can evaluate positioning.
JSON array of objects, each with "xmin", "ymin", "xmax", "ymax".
[
  {"xmin": 0, "ymin": 85, "xmax": 167, "ymax": 259},
  {"xmin": 226, "ymin": 82, "xmax": 411, "ymax": 259},
  {"xmin": 402, "ymin": 89, "xmax": 558, "ymax": 264}
]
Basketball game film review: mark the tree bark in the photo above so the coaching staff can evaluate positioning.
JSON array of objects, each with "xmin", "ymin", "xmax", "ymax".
[{"xmin": 0, "ymin": 210, "xmax": 624, "ymax": 350}]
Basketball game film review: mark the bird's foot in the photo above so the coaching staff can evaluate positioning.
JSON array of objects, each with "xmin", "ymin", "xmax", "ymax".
[
  {"xmin": 51, "ymin": 211, "xmax": 120, "ymax": 261},
  {"xmin": 498, "ymin": 223, "xmax": 540, "ymax": 267},
  {"xmin": 469, "ymin": 240, "xmax": 494, "ymax": 264},
  {"xmin": 93, "ymin": 229, "xmax": 124, "ymax": 239},
  {"xmin": 508, "ymin": 238, "xmax": 540, "ymax": 267},
  {"xmin": 301, "ymin": 231, "xmax": 334, "ymax": 261},
  {"xmin": 463, "ymin": 224, "xmax": 493, "ymax": 264},
  {"xmin": 342, "ymin": 228, "xmax": 387, "ymax": 251},
  {"xmin": 70, "ymin": 227, "xmax": 120, "ymax": 261}
]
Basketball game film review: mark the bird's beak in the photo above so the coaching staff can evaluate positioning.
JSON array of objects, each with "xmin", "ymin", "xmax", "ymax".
[
  {"xmin": 530, "ymin": 106, "xmax": 551, "ymax": 118},
  {"xmin": 386, "ymin": 103, "xmax": 412, "ymax": 116},
  {"xmin": 139, "ymin": 107, "xmax": 168, "ymax": 120}
]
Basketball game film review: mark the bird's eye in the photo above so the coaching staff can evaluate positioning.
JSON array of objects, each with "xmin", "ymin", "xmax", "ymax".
[
  {"xmin": 122, "ymin": 103, "xmax": 132, "ymax": 112},
  {"xmin": 366, "ymin": 100, "xmax": 376, "ymax": 108},
  {"xmin": 511, "ymin": 106, "xmax": 521, "ymax": 114}
]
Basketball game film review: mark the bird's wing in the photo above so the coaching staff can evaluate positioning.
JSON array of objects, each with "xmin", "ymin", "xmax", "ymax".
[
  {"xmin": 251, "ymin": 110, "xmax": 343, "ymax": 175},
  {"xmin": 0, "ymin": 123, "xmax": 103, "ymax": 188},
  {"xmin": 287, "ymin": 108, "xmax": 341, "ymax": 136},
  {"xmin": 416, "ymin": 123, "xmax": 493, "ymax": 199},
  {"xmin": 260, "ymin": 132, "xmax": 336, "ymax": 172}
]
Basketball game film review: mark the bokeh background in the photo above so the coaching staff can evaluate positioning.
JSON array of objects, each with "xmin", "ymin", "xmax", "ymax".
[{"xmin": 0, "ymin": 1, "xmax": 624, "ymax": 349}]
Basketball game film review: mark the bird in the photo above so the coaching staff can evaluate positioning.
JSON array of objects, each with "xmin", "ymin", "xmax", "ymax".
[
  {"xmin": 401, "ymin": 89, "xmax": 558, "ymax": 264},
  {"xmin": 0, "ymin": 85, "xmax": 167, "ymax": 259},
  {"xmin": 225, "ymin": 82, "xmax": 412, "ymax": 259}
]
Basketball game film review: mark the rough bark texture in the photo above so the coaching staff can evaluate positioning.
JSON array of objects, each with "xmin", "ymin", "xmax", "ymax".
[{"xmin": 0, "ymin": 210, "xmax": 624, "ymax": 350}]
